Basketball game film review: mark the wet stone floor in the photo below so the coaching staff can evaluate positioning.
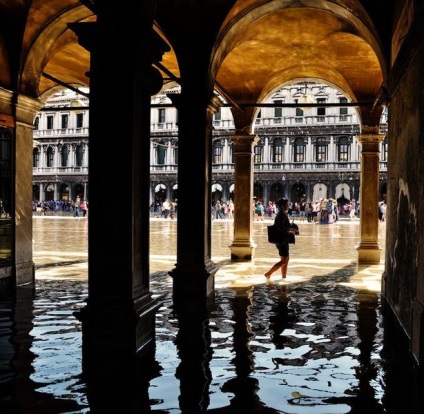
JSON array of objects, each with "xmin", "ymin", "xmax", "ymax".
[{"xmin": 0, "ymin": 217, "xmax": 422, "ymax": 413}]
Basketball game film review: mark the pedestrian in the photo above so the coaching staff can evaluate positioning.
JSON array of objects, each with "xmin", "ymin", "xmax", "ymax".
[
  {"xmin": 79, "ymin": 199, "xmax": 88, "ymax": 217},
  {"xmin": 264, "ymin": 197, "xmax": 297, "ymax": 280}
]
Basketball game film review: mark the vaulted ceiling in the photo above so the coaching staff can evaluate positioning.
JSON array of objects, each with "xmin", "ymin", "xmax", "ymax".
[{"xmin": 0, "ymin": 0, "xmax": 389, "ymax": 112}]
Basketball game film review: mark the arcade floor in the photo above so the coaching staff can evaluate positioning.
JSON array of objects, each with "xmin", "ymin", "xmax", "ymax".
[{"xmin": 1, "ymin": 216, "xmax": 422, "ymax": 413}]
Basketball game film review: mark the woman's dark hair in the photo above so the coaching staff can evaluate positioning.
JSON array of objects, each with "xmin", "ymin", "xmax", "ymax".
[{"xmin": 276, "ymin": 197, "xmax": 288, "ymax": 207}]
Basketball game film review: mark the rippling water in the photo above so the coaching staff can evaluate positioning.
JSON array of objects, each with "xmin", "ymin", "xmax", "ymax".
[{"xmin": 1, "ymin": 218, "xmax": 419, "ymax": 413}]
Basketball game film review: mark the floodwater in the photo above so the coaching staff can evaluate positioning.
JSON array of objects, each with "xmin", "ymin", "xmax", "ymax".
[{"xmin": 1, "ymin": 217, "xmax": 421, "ymax": 413}]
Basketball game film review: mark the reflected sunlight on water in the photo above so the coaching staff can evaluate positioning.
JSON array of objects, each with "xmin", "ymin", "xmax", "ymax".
[{"xmin": 3, "ymin": 218, "xmax": 412, "ymax": 414}]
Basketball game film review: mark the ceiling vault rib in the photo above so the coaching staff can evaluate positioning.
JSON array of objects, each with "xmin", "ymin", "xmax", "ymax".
[
  {"xmin": 215, "ymin": 81, "xmax": 242, "ymax": 112},
  {"xmin": 41, "ymin": 72, "xmax": 90, "ymax": 98},
  {"xmin": 153, "ymin": 62, "xmax": 180, "ymax": 84}
]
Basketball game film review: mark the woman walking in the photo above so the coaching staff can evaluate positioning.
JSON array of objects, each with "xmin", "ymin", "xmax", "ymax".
[{"xmin": 264, "ymin": 198, "xmax": 297, "ymax": 280}]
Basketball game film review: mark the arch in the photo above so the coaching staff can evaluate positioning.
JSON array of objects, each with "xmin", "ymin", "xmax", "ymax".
[
  {"xmin": 290, "ymin": 182, "xmax": 306, "ymax": 203},
  {"xmin": 45, "ymin": 183, "xmax": 55, "ymax": 201},
  {"xmin": 21, "ymin": 6, "xmax": 94, "ymax": 97},
  {"xmin": 211, "ymin": 183, "xmax": 223, "ymax": 192},
  {"xmin": 155, "ymin": 183, "xmax": 166, "ymax": 192},
  {"xmin": 313, "ymin": 182, "xmax": 327, "ymax": 201}
]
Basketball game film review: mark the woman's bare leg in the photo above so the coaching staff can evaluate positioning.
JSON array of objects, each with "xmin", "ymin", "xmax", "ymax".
[
  {"xmin": 280, "ymin": 256, "xmax": 289, "ymax": 278},
  {"xmin": 265, "ymin": 255, "xmax": 289, "ymax": 279},
  {"xmin": 264, "ymin": 259, "xmax": 284, "ymax": 279}
]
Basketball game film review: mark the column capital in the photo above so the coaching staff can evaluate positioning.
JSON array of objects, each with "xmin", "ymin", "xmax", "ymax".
[{"xmin": 357, "ymin": 128, "xmax": 385, "ymax": 144}]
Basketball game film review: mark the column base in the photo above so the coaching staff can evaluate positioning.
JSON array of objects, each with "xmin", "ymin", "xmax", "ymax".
[
  {"xmin": 15, "ymin": 260, "xmax": 35, "ymax": 286},
  {"xmin": 356, "ymin": 242, "xmax": 382, "ymax": 264},
  {"xmin": 75, "ymin": 293, "xmax": 161, "ymax": 367},
  {"xmin": 230, "ymin": 241, "xmax": 256, "ymax": 261},
  {"xmin": 170, "ymin": 259, "xmax": 218, "ymax": 305}
]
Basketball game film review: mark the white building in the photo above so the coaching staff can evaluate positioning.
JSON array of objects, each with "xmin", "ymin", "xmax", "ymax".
[{"xmin": 32, "ymin": 81, "xmax": 388, "ymax": 208}]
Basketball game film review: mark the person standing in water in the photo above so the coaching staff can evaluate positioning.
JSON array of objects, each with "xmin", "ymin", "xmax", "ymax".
[{"xmin": 264, "ymin": 197, "xmax": 297, "ymax": 280}]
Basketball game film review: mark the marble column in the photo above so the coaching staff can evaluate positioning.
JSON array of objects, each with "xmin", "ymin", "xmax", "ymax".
[
  {"xmin": 356, "ymin": 129, "xmax": 385, "ymax": 264},
  {"xmin": 230, "ymin": 134, "xmax": 258, "ymax": 261}
]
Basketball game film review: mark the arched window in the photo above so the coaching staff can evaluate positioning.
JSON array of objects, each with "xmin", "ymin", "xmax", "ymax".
[
  {"xmin": 33, "ymin": 148, "xmax": 40, "ymax": 167},
  {"xmin": 75, "ymin": 145, "xmax": 83, "ymax": 167},
  {"xmin": 272, "ymin": 138, "xmax": 283, "ymax": 163},
  {"xmin": 46, "ymin": 146, "xmax": 54, "ymax": 167},
  {"xmin": 338, "ymin": 136, "xmax": 350, "ymax": 162},
  {"xmin": 61, "ymin": 146, "xmax": 68, "ymax": 167},
  {"xmin": 294, "ymin": 137, "xmax": 305, "ymax": 162},
  {"xmin": 315, "ymin": 138, "xmax": 327, "ymax": 162}
]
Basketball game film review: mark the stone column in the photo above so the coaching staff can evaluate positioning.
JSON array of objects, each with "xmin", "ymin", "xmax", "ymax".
[
  {"xmin": 0, "ymin": 90, "xmax": 42, "ymax": 286},
  {"xmin": 229, "ymin": 134, "xmax": 258, "ymax": 261},
  {"xmin": 69, "ymin": 1, "xmax": 169, "ymax": 359},
  {"xmin": 168, "ymin": 92, "xmax": 221, "ymax": 307},
  {"xmin": 356, "ymin": 129, "xmax": 385, "ymax": 264}
]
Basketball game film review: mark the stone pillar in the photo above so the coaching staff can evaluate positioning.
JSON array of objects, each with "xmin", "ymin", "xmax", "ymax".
[
  {"xmin": 14, "ymin": 95, "xmax": 43, "ymax": 285},
  {"xmin": 229, "ymin": 134, "xmax": 258, "ymax": 261},
  {"xmin": 69, "ymin": 1, "xmax": 169, "ymax": 359},
  {"xmin": 168, "ymin": 92, "xmax": 221, "ymax": 307},
  {"xmin": 356, "ymin": 130, "xmax": 385, "ymax": 264}
]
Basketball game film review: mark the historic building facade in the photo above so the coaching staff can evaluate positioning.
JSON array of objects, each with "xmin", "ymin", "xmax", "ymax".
[{"xmin": 33, "ymin": 82, "xmax": 388, "ymax": 207}]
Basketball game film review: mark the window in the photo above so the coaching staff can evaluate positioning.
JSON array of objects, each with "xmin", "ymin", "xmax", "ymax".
[
  {"xmin": 174, "ymin": 145, "xmax": 178, "ymax": 164},
  {"xmin": 46, "ymin": 146, "xmax": 54, "ymax": 167},
  {"xmin": 47, "ymin": 115, "xmax": 54, "ymax": 130},
  {"xmin": 316, "ymin": 138, "xmax": 327, "ymax": 162},
  {"xmin": 339, "ymin": 97, "xmax": 348, "ymax": 119},
  {"xmin": 317, "ymin": 98, "xmax": 326, "ymax": 117},
  {"xmin": 158, "ymin": 108, "xmax": 166, "ymax": 124},
  {"xmin": 61, "ymin": 114, "xmax": 68, "ymax": 129},
  {"xmin": 274, "ymin": 100, "xmax": 282, "ymax": 118},
  {"xmin": 295, "ymin": 100, "xmax": 304, "ymax": 117},
  {"xmin": 61, "ymin": 146, "xmax": 68, "ymax": 167},
  {"xmin": 75, "ymin": 145, "xmax": 83, "ymax": 166},
  {"xmin": 338, "ymin": 136, "xmax": 349, "ymax": 161},
  {"xmin": 214, "ymin": 108, "xmax": 221, "ymax": 121},
  {"xmin": 381, "ymin": 137, "xmax": 388, "ymax": 161},
  {"xmin": 254, "ymin": 140, "xmax": 263, "ymax": 163},
  {"xmin": 213, "ymin": 141, "xmax": 223, "ymax": 164},
  {"xmin": 294, "ymin": 137, "xmax": 305, "ymax": 162},
  {"xmin": 76, "ymin": 113, "xmax": 84, "ymax": 128},
  {"xmin": 273, "ymin": 138, "xmax": 283, "ymax": 163},
  {"xmin": 33, "ymin": 148, "xmax": 39, "ymax": 167},
  {"xmin": 157, "ymin": 144, "xmax": 166, "ymax": 165},
  {"xmin": 34, "ymin": 117, "xmax": 39, "ymax": 130}
]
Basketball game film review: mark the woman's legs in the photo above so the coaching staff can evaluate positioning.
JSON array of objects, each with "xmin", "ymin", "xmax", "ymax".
[{"xmin": 265, "ymin": 255, "xmax": 289, "ymax": 279}]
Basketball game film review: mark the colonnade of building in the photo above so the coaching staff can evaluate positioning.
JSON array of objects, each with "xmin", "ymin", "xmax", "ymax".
[{"xmin": 32, "ymin": 82, "xmax": 388, "ymax": 208}]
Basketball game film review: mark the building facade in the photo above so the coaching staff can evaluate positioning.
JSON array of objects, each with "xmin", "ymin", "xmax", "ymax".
[{"xmin": 32, "ymin": 82, "xmax": 388, "ymax": 208}]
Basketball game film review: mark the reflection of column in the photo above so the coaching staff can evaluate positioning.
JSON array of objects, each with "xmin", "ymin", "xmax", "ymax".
[
  {"xmin": 352, "ymin": 291, "xmax": 381, "ymax": 412},
  {"xmin": 174, "ymin": 308, "xmax": 212, "ymax": 412},
  {"xmin": 5, "ymin": 287, "xmax": 36, "ymax": 410},
  {"xmin": 356, "ymin": 131, "xmax": 384, "ymax": 264},
  {"xmin": 220, "ymin": 290, "xmax": 267, "ymax": 411},
  {"xmin": 230, "ymin": 134, "xmax": 258, "ymax": 261}
]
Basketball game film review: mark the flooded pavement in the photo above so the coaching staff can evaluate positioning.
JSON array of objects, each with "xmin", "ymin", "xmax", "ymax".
[{"xmin": 1, "ymin": 217, "xmax": 421, "ymax": 413}]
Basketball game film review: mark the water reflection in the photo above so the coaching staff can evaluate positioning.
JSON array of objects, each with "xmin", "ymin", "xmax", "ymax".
[{"xmin": 1, "ymin": 219, "xmax": 420, "ymax": 413}]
